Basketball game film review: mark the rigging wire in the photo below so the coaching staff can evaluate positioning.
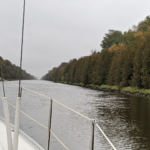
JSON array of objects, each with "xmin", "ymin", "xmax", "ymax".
[{"xmin": 18, "ymin": 0, "xmax": 26, "ymax": 97}]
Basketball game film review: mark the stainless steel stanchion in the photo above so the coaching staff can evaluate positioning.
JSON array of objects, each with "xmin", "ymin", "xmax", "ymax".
[
  {"xmin": 89, "ymin": 119, "xmax": 95, "ymax": 150},
  {"xmin": 47, "ymin": 99, "xmax": 53, "ymax": 150}
]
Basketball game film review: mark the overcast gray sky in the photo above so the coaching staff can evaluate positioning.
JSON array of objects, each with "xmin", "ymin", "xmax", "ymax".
[{"xmin": 0, "ymin": 0, "xmax": 150, "ymax": 79}]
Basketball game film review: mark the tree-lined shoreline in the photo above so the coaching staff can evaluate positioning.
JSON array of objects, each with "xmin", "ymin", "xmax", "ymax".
[
  {"xmin": 42, "ymin": 16, "xmax": 150, "ymax": 96},
  {"xmin": 0, "ymin": 56, "xmax": 36, "ymax": 80}
]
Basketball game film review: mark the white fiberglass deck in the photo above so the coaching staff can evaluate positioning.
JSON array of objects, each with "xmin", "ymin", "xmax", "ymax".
[
  {"xmin": 0, "ymin": 116, "xmax": 44, "ymax": 150},
  {"xmin": 0, "ymin": 121, "xmax": 34, "ymax": 150}
]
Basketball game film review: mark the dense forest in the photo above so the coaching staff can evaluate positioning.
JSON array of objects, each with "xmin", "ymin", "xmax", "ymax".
[
  {"xmin": 0, "ymin": 56, "xmax": 36, "ymax": 80},
  {"xmin": 42, "ymin": 16, "xmax": 150, "ymax": 89}
]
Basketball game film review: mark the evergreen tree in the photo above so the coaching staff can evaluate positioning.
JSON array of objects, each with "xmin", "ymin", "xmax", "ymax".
[
  {"xmin": 99, "ymin": 49, "xmax": 111, "ymax": 85},
  {"xmin": 100, "ymin": 30, "xmax": 123, "ymax": 49}
]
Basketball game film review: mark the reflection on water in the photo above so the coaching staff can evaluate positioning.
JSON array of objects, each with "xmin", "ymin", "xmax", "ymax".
[{"xmin": 0, "ymin": 80, "xmax": 150, "ymax": 149}]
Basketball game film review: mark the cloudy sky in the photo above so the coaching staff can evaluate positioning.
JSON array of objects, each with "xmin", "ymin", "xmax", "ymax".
[{"xmin": 0, "ymin": 0, "xmax": 150, "ymax": 79}]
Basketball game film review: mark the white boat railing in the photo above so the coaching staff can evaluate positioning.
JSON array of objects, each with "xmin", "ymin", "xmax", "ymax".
[{"xmin": 0, "ymin": 79, "xmax": 117, "ymax": 150}]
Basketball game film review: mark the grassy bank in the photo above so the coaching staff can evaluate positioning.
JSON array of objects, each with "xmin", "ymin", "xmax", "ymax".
[
  {"xmin": 100, "ymin": 85, "xmax": 150, "ymax": 94},
  {"xmin": 58, "ymin": 81, "xmax": 150, "ymax": 96},
  {"xmin": 121, "ymin": 86, "xmax": 150, "ymax": 94}
]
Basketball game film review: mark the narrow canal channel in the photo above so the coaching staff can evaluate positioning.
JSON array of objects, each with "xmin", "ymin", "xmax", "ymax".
[{"xmin": 0, "ymin": 80, "xmax": 150, "ymax": 149}]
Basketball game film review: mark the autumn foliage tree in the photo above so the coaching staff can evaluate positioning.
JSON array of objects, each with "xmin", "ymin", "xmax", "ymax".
[{"xmin": 42, "ymin": 15, "xmax": 150, "ymax": 90}]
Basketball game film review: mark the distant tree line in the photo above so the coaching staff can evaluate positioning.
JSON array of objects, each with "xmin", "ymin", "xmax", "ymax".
[
  {"xmin": 0, "ymin": 56, "xmax": 36, "ymax": 80},
  {"xmin": 42, "ymin": 16, "xmax": 150, "ymax": 89}
]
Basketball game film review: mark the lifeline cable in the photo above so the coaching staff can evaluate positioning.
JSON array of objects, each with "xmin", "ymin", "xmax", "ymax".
[
  {"xmin": 3, "ymin": 100, "xmax": 69, "ymax": 150},
  {"xmin": 96, "ymin": 124, "xmax": 117, "ymax": 150},
  {"xmin": 0, "ymin": 80, "xmax": 117, "ymax": 150},
  {"xmin": 3, "ymin": 79, "xmax": 91, "ymax": 121}
]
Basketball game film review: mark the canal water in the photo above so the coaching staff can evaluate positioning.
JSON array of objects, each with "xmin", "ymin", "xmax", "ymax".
[{"xmin": 0, "ymin": 80, "xmax": 150, "ymax": 150}]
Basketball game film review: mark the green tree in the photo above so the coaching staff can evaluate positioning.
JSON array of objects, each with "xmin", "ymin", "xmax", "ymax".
[{"xmin": 100, "ymin": 30, "xmax": 123, "ymax": 49}]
